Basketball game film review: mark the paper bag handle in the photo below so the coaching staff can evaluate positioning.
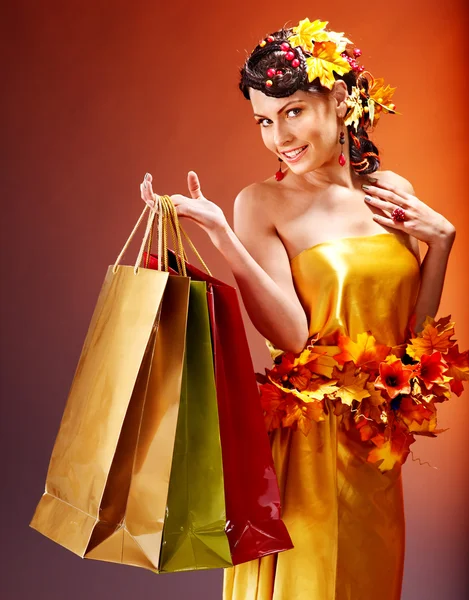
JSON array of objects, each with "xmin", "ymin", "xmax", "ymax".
[
  {"xmin": 149, "ymin": 195, "xmax": 212, "ymax": 277},
  {"xmin": 112, "ymin": 204, "xmax": 158, "ymax": 274}
]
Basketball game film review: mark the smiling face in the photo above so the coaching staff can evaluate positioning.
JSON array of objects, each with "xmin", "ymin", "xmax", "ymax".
[{"xmin": 250, "ymin": 85, "xmax": 347, "ymax": 176}]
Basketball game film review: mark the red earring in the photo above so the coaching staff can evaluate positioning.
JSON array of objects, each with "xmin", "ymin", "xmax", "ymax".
[
  {"xmin": 275, "ymin": 158, "xmax": 285, "ymax": 181},
  {"xmin": 338, "ymin": 129, "xmax": 346, "ymax": 166}
]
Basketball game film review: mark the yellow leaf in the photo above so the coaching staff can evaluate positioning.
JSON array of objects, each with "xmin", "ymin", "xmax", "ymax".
[
  {"xmin": 289, "ymin": 18, "xmax": 329, "ymax": 52},
  {"xmin": 295, "ymin": 345, "xmax": 339, "ymax": 378},
  {"xmin": 305, "ymin": 41, "xmax": 351, "ymax": 89},
  {"xmin": 303, "ymin": 378, "xmax": 339, "ymax": 401},
  {"xmin": 344, "ymin": 85, "xmax": 364, "ymax": 130},
  {"xmin": 368, "ymin": 78, "xmax": 397, "ymax": 124}
]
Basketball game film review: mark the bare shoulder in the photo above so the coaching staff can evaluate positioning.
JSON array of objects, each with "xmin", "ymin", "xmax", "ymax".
[
  {"xmin": 233, "ymin": 180, "xmax": 279, "ymax": 226},
  {"xmin": 373, "ymin": 170, "xmax": 415, "ymax": 195},
  {"xmin": 373, "ymin": 170, "xmax": 421, "ymax": 264}
]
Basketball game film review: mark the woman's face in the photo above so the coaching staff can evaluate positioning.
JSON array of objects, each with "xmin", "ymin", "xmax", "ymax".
[{"xmin": 249, "ymin": 87, "xmax": 344, "ymax": 176}]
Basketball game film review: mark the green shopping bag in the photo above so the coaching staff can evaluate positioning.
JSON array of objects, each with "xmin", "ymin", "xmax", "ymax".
[{"xmin": 159, "ymin": 279, "xmax": 232, "ymax": 572}]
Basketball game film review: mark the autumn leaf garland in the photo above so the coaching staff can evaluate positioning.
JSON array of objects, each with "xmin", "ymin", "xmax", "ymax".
[
  {"xmin": 284, "ymin": 18, "xmax": 398, "ymax": 129},
  {"xmin": 257, "ymin": 315, "xmax": 468, "ymax": 473}
]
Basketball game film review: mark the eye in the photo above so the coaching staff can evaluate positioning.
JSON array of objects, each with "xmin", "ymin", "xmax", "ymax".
[
  {"xmin": 255, "ymin": 107, "xmax": 302, "ymax": 128},
  {"xmin": 287, "ymin": 107, "xmax": 302, "ymax": 118}
]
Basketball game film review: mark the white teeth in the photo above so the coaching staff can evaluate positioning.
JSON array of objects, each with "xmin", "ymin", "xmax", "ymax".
[{"xmin": 284, "ymin": 146, "xmax": 307, "ymax": 158}]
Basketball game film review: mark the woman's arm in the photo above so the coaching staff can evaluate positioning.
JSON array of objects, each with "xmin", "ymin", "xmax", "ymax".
[
  {"xmin": 213, "ymin": 184, "xmax": 309, "ymax": 353},
  {"xmin": 363, "ymin": 170, "xmax": 456, "ymax": 333},
  {"xmin": 141, "ymin": 173, "xmax": 309, "ymax": 353},
  {"xmin": 412, "ymin": 233, "xmax": 456, "ymax": 332}
]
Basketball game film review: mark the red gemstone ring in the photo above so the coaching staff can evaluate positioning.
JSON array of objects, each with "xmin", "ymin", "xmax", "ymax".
[{"xmin": 391, "ymin": 207, "xmax": 406, "ymax": 222}]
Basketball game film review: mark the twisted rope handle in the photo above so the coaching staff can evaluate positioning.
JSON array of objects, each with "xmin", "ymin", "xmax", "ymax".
[
  {"xmin": 112, "ymin": 204, "xmax": 157, "ymax": 275},
  {"xmin": 142, "ymin": 193, "xmax": 213, "ymax": 278}
]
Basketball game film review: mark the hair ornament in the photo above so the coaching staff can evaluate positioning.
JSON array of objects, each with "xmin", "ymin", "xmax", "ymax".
[
  {"xmin": 257, "ymin": 17, "xmax": 398, "ymax": 131},
  {"xmin": 366, "ymin": 76, "xmax": 398, "ymax": 126},
  {"xmin": 344, "ymin": 85, "xmax": 364, "ymax": 130}
]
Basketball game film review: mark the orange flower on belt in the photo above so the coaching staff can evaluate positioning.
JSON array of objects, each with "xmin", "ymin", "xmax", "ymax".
[{"xmin": 374, "ymin": 360, "xmax": 413, "ymax": 399}]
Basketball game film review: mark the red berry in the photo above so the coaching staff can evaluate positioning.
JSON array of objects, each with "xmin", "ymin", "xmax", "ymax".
[
  {"xmin": 276, "ymin": 69, "xmax": 283, "ymax": 75},
  {"xmin": 292, "ymin": 58, "xmax": 300, "ymax": 68},
  {"xmin": 267, "ymin": 68, "xmax": 276, "ymax": 77},
  {"xmin": 285, "ymin": 51, "xmax": 295, "ymax": 61},
  {"xmin": 267, "ymin": 36, "xmax": 274, "ymax": 42},
  {"xmin": 353, "ymin": 48, "xmax": 362, "ymax": 57},
  {"xmin": 280, "ymin": 42, "xmax": 290, "ymax": 51}
]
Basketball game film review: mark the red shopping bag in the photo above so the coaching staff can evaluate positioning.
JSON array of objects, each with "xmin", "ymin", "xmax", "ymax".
[{"xmin": 145, "ymin": 248, "xmax": 293, "ymax": 564}]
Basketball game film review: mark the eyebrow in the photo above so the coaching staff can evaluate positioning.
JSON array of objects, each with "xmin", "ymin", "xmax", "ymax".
[{"xmin": 253, "ymin": 99, "xmax": 304, "ymax": 119}]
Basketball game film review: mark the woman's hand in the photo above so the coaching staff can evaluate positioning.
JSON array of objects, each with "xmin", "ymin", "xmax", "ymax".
[
  {"xmin": 140, "ymin": 171, "xmax": 228, "ymax": 240},
  {"xmin": 361, "ymin": 178, "xmax": 456, "ymax": 250}
]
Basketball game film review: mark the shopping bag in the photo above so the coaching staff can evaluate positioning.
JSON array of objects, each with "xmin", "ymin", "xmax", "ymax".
[
  {"xmin": 145, "ymin": 215, "xmax": 294, "ymax": 564},
  {"xmin": 158, "ymin": 279, "xmax": 232, "ymax": 572},
  {"xmin": 30, "ymin": 206, "xmax": 191, "ymax": 571}
]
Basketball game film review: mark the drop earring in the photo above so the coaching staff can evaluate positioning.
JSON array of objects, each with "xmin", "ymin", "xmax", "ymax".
[
  {"xmin": 275, "ymin": 158, "xmax": 285, "ymax": 181},
  {"xmin": 338, "ymin": 126, "xmax": 346, "ymax": 167}
]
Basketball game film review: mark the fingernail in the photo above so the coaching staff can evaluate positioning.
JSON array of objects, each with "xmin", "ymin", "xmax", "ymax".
[
  {"xmin": 367, "ymin": 177, "xmax": 377, "ymax": 183},
  {"xmin": 144, "ymin": 173, "xmax": 151, "ymax": 180},
  {"xmin": 362, "ymin": 184, "xmax": 371, "ymax": 191},
  {"xmin": 364, "ymin": 195, "xmax": 372, "ymax": 202},
  {"xmin": 144, "ymin": 181, "xmax": 148, "ymax": 189}
]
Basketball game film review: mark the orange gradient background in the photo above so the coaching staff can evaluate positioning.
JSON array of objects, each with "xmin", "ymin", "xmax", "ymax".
[{"xmin": 2, "ymin": 1, "xmax": 468, "ymax": 599}]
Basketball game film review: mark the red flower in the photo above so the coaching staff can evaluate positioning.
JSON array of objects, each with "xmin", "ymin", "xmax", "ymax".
[
  {"xmin": 374, "ymin": 360, "xmax": 413, "ymax": 399},
  {"xmin": 417, "ymin": 351, "xmax": 448, "ymax": 391}
]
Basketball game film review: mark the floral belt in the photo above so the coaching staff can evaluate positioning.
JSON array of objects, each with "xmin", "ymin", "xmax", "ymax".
[{"xmin": 256, "ymin": 315, "xmax": 468, "ymax": 473}]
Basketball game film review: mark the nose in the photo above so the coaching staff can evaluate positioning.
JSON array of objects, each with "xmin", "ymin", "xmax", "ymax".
[{"xmin": 272, "ymin": 120, "xmax": 293, "ymax": 150}]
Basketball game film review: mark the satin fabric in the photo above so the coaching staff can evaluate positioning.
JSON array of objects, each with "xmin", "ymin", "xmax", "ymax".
[{"xmin": 223, "ymin": 232, "xmax": 421, "ymax": 600}]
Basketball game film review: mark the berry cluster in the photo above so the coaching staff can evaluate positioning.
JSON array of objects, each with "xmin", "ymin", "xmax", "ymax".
[
  {"xmin": 341, "ymin": 47, "xmax": 364, "ymax": 73},
  {"xmin": 260, "ymin": 37, "xmax": 301, "ymax": 88}
]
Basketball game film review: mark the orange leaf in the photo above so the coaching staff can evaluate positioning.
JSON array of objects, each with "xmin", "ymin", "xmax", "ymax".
[
  {"xmin": 445, "ymin": 344, "xmax": 469, "ymax": 396},
  {"xmin": 365, "ymin": 381, "xmax": 386, "ymax": 407},
  {"xmin": 406, "ymin": 315, "xmax": 455, "ymax": 360},
  {"xmin": 282, "ymin": 400, "xmax": 325, "ymax": 435},
  {"xmin": 367, "ymin": 428, "xmax": 415, "ymax": 472},
  {"xmin": 334, "ymin": 331, "xmax": 391, "ymax": 372},
  {"xmin": 330, "ymin": 361, "xmax": 370, "ymax": 405},
  {"xmin": 397, "ymin": 397, "xmax": 435, "ymax": 431}
]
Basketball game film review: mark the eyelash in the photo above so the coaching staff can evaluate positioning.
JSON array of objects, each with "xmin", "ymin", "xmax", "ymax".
[{"xmin": 256, "ymin": 107, "xmax": 302, "ymax": 127}]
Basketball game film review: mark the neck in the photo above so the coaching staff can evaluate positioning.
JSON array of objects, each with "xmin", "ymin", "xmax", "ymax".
[{"xmin": 288, "ymin": 135, "xmax": 364, "ymax": 191}]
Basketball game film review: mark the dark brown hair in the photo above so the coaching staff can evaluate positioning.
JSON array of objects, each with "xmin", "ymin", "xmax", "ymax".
[{"xmin": 239, "ymin": 28, "xmax": 380, "ymax": 176}]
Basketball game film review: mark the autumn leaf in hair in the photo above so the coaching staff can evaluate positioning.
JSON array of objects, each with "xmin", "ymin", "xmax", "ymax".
[
  {"xmin": 289, "ymin": 18, "xmax": 352, "ymax": 54},
  {"xmin": 344, "ymin": 85, "xmax": 364, "ymax": 130},
  {"xmin": 368, "ymin": 77, "xmax": 397, "ymax": 125},
  {"xmin": 288, "ymin": 18, "xmax": 329, "ymax": 52},
  {"xmin": 305, "ymin": 41, "xmax": 351, "ymax": 89}
]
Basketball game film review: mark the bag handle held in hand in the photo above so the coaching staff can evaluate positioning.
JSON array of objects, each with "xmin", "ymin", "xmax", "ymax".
[{"xmin": 150, "ymin": 195, "xmax": 212, "ymax": 277}]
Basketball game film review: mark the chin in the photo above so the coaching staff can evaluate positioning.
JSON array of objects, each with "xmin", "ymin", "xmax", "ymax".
[{"xmin": 288, "ymin": 159, "xmax": 319, "ymax": 176}]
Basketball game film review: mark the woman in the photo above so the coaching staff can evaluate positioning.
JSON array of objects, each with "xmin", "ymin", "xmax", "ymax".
[{"xmin": 141, "ymin": 19, "xmax": 456, "ymax": 600}]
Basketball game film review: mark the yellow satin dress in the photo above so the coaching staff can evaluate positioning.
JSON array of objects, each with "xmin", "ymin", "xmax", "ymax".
[{"xmin": 223, "ymin": 232, "xmax": 421, "ymax": 600}]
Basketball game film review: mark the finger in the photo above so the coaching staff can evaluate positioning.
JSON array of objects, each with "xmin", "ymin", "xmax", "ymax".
[
  {"xmin": 361, "ymin": 184, "xmax": 407, "ymax": 207},
  {"xmin": 363, "ymin": 179, "xmax": 412, "ymax": 201},
  {"xmin": 364, "ymin": 195, "xmax": 395, "ymax": 213},
  {"xmin": 187, "ymin": 171, "xmax": 203, "ymax": 200},
  {"xmin": 372, "ymin": 213, "xmax": 406, "ymax": 230}
]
